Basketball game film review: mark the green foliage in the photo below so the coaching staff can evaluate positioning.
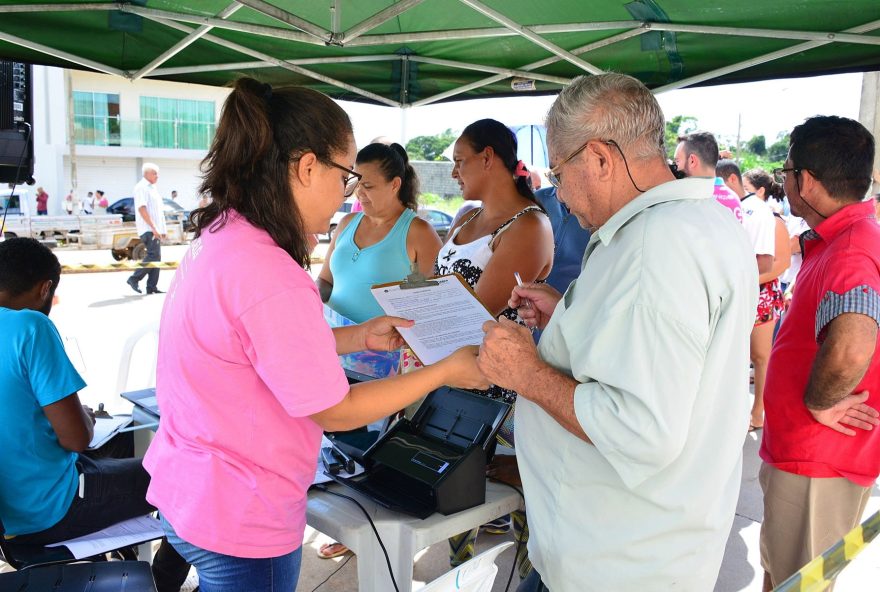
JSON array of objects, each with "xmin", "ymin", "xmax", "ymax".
[
  {"xmin": 665, "ymin": 115, "xmax": 699, "ymax": 158},
  {"xmin": 418, "ymin": 192, "xmax": 463, "ymax": 215},
  {"xmin": 406, "ymin": 129, "xmax": 457, "ymax": 161},
  {"xmin": 736, "ymin": 152, "xmax": 783, "ymax": 173},
  {"xmin": 746, "ymin": 135, "xmax": 766, "ymax": 156},
  {"xmin": 767, "ymin": 133, "xmax": 790, "ymax": 162}
]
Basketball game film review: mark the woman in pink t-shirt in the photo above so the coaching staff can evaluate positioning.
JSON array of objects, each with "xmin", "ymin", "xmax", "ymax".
[{"xmin": 143, "ymin": 78, "xmax": 488, "ymax": 592}]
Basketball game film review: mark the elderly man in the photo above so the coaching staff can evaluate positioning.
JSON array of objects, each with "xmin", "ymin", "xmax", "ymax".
[
  {"xmin": 759, "ymin": 116, "xmax": 880, "ymax": 591},
  {"xmin": 478, "ymin": 73, "xmax": 757, "ymax": 591},
  {"xmin": 126, "ymin": 162, "xmax": 166, "ymax": 295}
]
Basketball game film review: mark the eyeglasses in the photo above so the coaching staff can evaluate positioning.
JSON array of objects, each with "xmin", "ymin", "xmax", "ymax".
[
  {"xmin": 546, "ymin": 139, "xmax": 595, "ymax": 188},
  {"xmin": 321, "ymin": 159, "xmax": 362, "ymax": 197},
  {"xmin": 772, "ymin": 167, "xmax": 801, "ymax": 184}
]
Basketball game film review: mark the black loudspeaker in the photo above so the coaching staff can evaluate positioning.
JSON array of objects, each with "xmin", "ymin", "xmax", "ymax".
[{"xmin": 0, "ymin": 61, "xmax": 34, "ymax": 184}]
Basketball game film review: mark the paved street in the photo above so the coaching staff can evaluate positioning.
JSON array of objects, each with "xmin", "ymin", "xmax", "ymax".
[{"xmin": 35, "ymin": 244, "xmax": 880, "ymax": 591}]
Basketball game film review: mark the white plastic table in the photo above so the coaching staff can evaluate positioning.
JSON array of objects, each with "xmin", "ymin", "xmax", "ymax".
[
  {"xmin": 306, "ymin": 481, "xmax": 523, "ymax": 592},
  {"xmin": 132, "ymin": 404, "xmax": 522, "ymax": 591}
]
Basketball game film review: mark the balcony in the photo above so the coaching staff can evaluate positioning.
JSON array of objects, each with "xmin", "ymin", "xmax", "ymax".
[{"xmin": 74, "ymin": 118, "xmax": 215, "ymax": 150}]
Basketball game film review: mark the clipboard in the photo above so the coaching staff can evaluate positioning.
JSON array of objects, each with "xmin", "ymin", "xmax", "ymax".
[{"xmin": 371, "ymin": 268, "xmax": 494, "ymax": 365}]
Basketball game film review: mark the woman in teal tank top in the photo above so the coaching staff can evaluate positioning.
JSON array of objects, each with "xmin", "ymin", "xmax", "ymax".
[{"xmin": 318, "ymin": 142, "xmax": 441, "ymax": 323}]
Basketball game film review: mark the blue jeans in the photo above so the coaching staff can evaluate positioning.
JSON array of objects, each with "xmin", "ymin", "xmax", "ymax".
[
  {"xmin": 161, "ymin": 516, "xmax": 302, "ymax": 592},
  {"xmin": 129, "ymin": 231, "xmax": 162, "ymax": 290},
  {"xmin": 517, "ymin": 568, "xmax": 549, "ymax": 592}
]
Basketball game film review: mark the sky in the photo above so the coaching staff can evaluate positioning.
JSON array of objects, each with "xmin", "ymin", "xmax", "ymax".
[{"xmin": 339, "ymin": 72, "xmax": 865, "ymax": 152}]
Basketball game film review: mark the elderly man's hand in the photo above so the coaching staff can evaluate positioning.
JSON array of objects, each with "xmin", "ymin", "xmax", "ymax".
[
  {"xmin": 509, "ymin": 283, "xmax": 561, "ymax": 331},
  {"xmin": 808, "ymin": 390, "xmax": 880, "ymax": 436},
  {"xmin": 478, "ymin": 318, "xmax": 541, "ymax": 394}
]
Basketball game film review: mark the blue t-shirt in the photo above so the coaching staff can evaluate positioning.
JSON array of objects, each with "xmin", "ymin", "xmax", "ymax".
[
  {"xmin": 327, "ymin": 208, "xmax": 417, "ymax": 323},
  {"xmin": 0, "ymin": 308, "xmax": 86, "ymax": 535},
  {"xmin": 533, "ymin": 187, "xmax": 592, "ymax": 294}
]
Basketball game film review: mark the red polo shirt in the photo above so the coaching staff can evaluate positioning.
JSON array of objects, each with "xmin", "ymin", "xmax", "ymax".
[{"xmin": 760, "ymin": 200, "xmax": 880, "ymax": 487}]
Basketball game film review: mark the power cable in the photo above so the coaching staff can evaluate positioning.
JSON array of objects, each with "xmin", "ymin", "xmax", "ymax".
[{"xmin": 312, "ymin": 484, "xmax": 401, "ymax": 592}]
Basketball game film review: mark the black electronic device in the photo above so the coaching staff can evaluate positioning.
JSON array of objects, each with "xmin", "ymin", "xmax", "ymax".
[
  {"xmin": 324, "ymin": 369, "xmax": 386, "ymax": 463},
  {"xmin": 321, "ymin": 447, "xmax": 343, "ymax": 475},
  {"xmin": 331, "ymin": 387, "xmax": 510, "ymax": 519},
  {"xmin": 0, "ymin": 61, "xmax": 34, "ymax": 184}
]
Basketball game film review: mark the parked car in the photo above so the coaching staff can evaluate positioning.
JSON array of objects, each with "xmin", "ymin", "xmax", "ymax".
[
  {"xmin": 418, "ymin": 208, "xmax": 453, "ymax": 240},
  {"xmin": 322, "ymin": 198, "xmax": 356, "ymax": 241},
  {"xmin": 107, "ymin": 197, "xmax": 193, "ymax": 231}
]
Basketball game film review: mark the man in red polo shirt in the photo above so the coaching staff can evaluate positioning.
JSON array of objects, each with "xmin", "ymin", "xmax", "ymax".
[{"xmin": 760, "ymin": 115, "xmax": 880, "ymax": 591}]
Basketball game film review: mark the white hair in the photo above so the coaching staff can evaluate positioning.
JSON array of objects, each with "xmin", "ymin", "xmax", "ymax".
[
  {"xmin": 546, "ymin": 73, "xmax": 666, "ymax": 161},
  {"xmin": 142, "ymin": 162, "xmax": 160, "ymax": 175}
]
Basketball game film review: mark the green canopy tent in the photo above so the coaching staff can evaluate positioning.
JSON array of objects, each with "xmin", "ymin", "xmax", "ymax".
[{"xmin": 0, "ymin": 1, "xmax": 879, "ymax": 107}]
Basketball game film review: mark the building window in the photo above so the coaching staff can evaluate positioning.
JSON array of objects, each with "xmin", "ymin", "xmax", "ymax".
[
  {"xmin": 140, "ymin": 97, "xmax": 215, "ymax": 150},
  {"xmin": 74, "ymin": 92, "xmax": 121, "ymax": 146}
]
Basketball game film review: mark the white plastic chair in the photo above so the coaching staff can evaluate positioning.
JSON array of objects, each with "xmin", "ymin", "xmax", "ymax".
[
  {"xmin": 115, "ymin": 320, "xmax": 160, "ymax": 396},
  {"xmin": 418, "ymin": 542, "xmax": 513, "ymax": 592}
]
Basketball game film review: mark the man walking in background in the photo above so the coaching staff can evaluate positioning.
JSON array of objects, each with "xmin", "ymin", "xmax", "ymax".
[{"xmin": 126, "ymin": 163, "xmax": 166, "ymax": 295}]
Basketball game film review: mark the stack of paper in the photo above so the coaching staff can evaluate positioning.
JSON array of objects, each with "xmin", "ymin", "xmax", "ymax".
[
  {"xmin": 87, "ymin": 415, "xmax": 133, "ymax": 450},
  {"xmin": 46, "ymin": 515, "xmax": 163, "ymax": 559}
]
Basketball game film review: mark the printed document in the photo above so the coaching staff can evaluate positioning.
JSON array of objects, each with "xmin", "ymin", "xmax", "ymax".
[
  {"xmin": 88, "ymin": 415, "xmax": 133, "ymax": 450},
  {"xmin": 371, "ymin": 275, "xmax": 494, "ymax": 365},
  {"xmin": 46, "ymin": 515, "xmax": 162, "ymax": 559}
]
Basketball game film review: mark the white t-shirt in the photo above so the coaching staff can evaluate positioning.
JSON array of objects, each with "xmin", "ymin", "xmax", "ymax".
[
  {"xmin": 133, "ymin": 177, "xmax": 166, "ymax": 236},
  {"xmin": 741, "ymin": 194, "xmax": 776, "ymax": 256},
  {"xmin": 519, "ymin": 178, "xmax": 756, "ymax": 591},
  {"xmin": 780, "ymin": 215, "xmax": 810, "ymax": 285}
]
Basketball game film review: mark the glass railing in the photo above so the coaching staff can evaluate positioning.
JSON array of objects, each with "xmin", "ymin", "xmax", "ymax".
[{"xmin": 75, "ymin": 118, "xmax": 215, "ymax": 150}]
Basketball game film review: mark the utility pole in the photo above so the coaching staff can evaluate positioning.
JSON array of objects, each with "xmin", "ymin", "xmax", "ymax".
[
  {"xmin": 65, "ymin": 69, "xmax": 77, "ymax": 208},
  {"xmin": 735, "ymin": 113, "xmax": 741, "ymax": 163}
]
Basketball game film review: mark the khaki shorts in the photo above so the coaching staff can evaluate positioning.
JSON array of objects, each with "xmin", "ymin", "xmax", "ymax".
[{"xmin": 759, "ymin": 462, "xmax": 871, "ymax": 589}]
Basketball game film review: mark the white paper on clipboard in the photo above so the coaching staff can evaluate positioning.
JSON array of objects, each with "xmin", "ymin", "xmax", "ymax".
[{"xmin": 371, "ymin": 275, "xmax": 494, "ymax": 365}]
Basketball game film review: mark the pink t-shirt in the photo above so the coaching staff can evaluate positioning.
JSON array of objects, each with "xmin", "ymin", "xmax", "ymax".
[
  {"xmin": 144, "ymin": 212, "xmax": 349, "ymax": 558},
  {"xmin": 712, "ymin": 177, "xmax": 743, "ymax": 223}
]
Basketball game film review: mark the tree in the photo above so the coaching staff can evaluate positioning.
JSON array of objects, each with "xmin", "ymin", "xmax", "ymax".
[
  {"xmin": 746, "ymin": 135, "xmax": 767, "ymax": 156},
  {"xmin": 664, "ymin": 115, "xmax": 699, "ymax": 158},
  {"xmin": 767, "ymin": 132, "xmax": 790, "ymax": 163},
  {"xmin": 406, "ymin": 129, "xmax": 457, "ymax": 161}
]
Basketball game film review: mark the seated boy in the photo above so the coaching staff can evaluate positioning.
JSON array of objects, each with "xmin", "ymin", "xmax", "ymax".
[{"xmin": 0, "ymin": 238, "xmax": 188, "ymax": 591}]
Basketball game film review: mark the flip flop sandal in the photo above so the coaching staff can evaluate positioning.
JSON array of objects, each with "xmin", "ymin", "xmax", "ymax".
[{"xmin": 317, "ymin": 542, "xmax": 351, "ymax": 559}]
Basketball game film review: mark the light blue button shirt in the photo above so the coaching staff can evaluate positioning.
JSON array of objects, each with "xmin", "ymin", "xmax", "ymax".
[{"xmin": 518, "ymin": 177, "xmax": 757, "ymax": 591}]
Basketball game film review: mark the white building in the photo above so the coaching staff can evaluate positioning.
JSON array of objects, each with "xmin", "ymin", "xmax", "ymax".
[{"xmin": 32, "ymin": 66, "xmax": 231, "ymax": 215}]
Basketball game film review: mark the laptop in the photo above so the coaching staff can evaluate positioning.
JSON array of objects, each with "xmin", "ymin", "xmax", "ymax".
[{"xmin": 120, "ymin": 387, "xmax": 160, "ymax": 416}]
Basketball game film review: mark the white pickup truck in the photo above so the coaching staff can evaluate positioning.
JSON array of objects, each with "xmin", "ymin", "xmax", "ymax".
[{"xmin": 1, "ymin": 187, "xmax": 124, "ymax": 246}]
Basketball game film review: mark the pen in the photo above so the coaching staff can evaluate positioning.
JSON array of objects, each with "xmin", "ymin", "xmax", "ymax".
[{"xmin": 514, "ymin": 272, "xmax": 536, "ymax": 332}]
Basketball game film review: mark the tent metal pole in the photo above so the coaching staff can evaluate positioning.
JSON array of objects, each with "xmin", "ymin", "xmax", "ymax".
[
  {"xmin": 132, "ymin": 2, "xmax": 243, "ymax": 81},
  {"xmin": 409, "ymin": 56, "xmax": 570, "ymax": 85},
  {"xmin": 0, "ymin": 31, "xmax": 128, "ymax": 78},
  {"xmin": 457, "ymin": 0, "xmax": 603, "ymax": 75},
  {"xmin": 410, "ymin": 28, "xmax": 644, "ymax": 107},
  {"xmin": 653, "ymin": 18, "xmax": 880, "ymax": 94},
  {"xmin": 0, "ymin": 3, "xmax": 110, "ymax": 13},
  {"xmin": 331, "ymin": 0, "xmax": 341, "ymax": 36},
  {"xmin": 341, "ymin": 0, "xmax": 427, "ymax": 43},
  {"xmin": 122, "ymin": 5, "xmax": 325, "ymax": 46},
  {"xmin": 148, "ymin": 16, "xmax": 401, "ymax": 107},
  {"xmin": 234, "ymin": 0, "xmax": 330, "ymax": 42},
  {"xmin": 150, "ymin": 55, "xmax": 400, "ymax": 77},
  {"xmin": 648, "ymin": 22, "xmax": 880, "ymax": 46},
  {"xmin": 347, "ymin": 21, "xmax": 643, "ymax": 46}
]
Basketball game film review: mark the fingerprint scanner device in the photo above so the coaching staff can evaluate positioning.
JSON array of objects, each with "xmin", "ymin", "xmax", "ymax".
[{"xmin": 332, "ymin": 387, "xmax": 510, "ymax": 519}]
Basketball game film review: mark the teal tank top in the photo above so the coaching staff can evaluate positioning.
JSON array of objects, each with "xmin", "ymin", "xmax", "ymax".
[{"xmin": 327, "ymin": 208, "xmax": 418, "ymax": 323}]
